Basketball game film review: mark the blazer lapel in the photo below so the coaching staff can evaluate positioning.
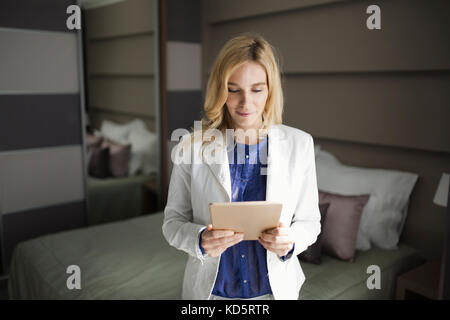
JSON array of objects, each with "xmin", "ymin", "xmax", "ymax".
[
  {"xmin": 204, "ymin": 143, "xmax": 232, "ymax": 202},
  {"xmin": 204, "ymin": 124, "xmax": 287, "ymax": 204},
  {"xmin": 266, "ymin": 125, "xmax": 287, "ymax": 204}
]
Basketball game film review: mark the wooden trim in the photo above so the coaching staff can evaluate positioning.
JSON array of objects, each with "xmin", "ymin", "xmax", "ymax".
[
  {"xmin": 0, "ymin": 200, "xmax": 5, "ymax": 275},
  {"xmin": 87, "ymin": 30, "xmax": 154, "ymax": 42},
  {"xmin": 159, "ymin": 0, "xmax": 168, "ymax": 209},
  {"xmin": 439, "ymin": 186, "xmax": 450, "ymax": 300}
]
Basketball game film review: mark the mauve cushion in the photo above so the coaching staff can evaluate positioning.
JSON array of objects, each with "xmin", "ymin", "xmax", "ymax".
[
  {"xmin": 298, "ymin": 202, "xmax": 330, "ymax": 265},
  {"xmin": 319, "ymin": 191, "xmax": 370, "ymax": 262},
  {"xmin": 88, "ymin": 144, "xmax": 110, "ymax": 178},
  {"xmin": 101, "ymin": 139, "xmax": 131, "ymax": 177},
  {"xmin": 86, "ymin": 134, "xmax": 104, "ymax": 149}
]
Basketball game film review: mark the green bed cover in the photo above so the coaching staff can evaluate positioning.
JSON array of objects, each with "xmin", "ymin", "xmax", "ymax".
[
  {"xmin": 87, "ymin": 173, "xmax": 156, "ymax": 225},
  {"xmin": 8, "ymin": 212, "xmax": 425, "ymax": 300}
]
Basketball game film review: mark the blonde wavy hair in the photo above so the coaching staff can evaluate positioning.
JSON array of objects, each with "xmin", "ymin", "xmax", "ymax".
[{"xmin": 183, "ymin": 33, "xmax": 284, "ymax": 155}]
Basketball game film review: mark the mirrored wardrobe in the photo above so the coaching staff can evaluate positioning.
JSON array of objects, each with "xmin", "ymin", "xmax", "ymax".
[{"xmin": 79, "ymin": 0, "xmax": 161, "ymax": 225}]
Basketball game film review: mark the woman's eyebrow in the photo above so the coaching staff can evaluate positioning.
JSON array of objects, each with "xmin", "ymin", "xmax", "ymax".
[{"xmin": 228, "ymin": 82, "xmax": 266, "ymax": 86}]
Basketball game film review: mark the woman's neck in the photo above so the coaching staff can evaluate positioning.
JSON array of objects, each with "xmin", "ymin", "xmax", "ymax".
[
  {"xmin": 233, "ymin": 129, "xmax": 266, "ymax": 145},
  {"xmin": 231, "ymin": 120, "xmax": 265, "ymax": 145}
]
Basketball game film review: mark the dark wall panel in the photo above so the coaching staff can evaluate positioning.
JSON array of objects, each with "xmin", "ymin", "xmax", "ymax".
[
  {"xmin": 0, "ymin": 94, "xmax": 82, "ymax": 151},
  {"xmin": 167, "ymin": 91, "xmax": 203, "ymax": 136},
  {"xmin": 167, "ymin": 0, "xmax": 202, "ymax": 42},
  {"xmin": 0, "ymin": 0, "xmax": 76, "ymax": 32}
]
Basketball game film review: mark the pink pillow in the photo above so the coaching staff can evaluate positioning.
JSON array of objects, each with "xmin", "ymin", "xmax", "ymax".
[
  {"xmin": 319, "ymin": 191, "xmax": 370, "ymax": 262},
  {"xmin": 88, "ymin": 144, "xmax": 110, "ymax": 178},
  {"xmin": 86, "ymin": 134, "xmax": 104, "ymax": 150},
  {"xmin": 101, "ymin": 139, "xmax": 131, "ymax": 177}
]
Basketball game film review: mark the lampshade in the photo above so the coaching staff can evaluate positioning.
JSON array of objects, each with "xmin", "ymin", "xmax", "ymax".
[{"xmin": 434, "ymin": 173, "xmax": 449, "ymax": 207}]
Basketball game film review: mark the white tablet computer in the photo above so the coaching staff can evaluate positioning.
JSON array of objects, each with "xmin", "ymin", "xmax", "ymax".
[{"xmin": 209, "ymin": 201, "xmax": 283, "ymax": 240}]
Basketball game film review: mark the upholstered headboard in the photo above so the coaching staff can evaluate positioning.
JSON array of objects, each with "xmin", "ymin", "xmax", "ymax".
[{"xmin": 201, "ymin": 0, "xmax": 450, "ymax": 260}]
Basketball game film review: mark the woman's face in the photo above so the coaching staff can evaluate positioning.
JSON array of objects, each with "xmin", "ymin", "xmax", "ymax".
[{"xmin": 225, "ymin": 61, "xmax": 268, "ymax": 132}]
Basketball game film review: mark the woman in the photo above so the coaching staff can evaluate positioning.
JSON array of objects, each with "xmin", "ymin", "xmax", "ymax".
[{"xmin": 162, "ymin": 33, "xmax": 321, "ymax": 300}]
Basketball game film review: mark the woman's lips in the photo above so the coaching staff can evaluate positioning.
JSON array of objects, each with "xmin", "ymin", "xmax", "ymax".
[{"xmin": 237, "ymin": 111, "xmax": 251, "ymax": 117}]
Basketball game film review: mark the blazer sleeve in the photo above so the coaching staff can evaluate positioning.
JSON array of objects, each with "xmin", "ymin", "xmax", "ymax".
[
  {"xmin": 162, "ymin": 141, "xmax": 206, "ymax": 261},
  {"xmin": 290, "ymin": 134, "xmax": 322, "ymax": 257}
]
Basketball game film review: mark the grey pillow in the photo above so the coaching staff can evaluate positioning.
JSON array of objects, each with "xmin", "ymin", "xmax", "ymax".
[
  {"xmin": 101, "ymin": 139, "xmax": 131, "ymax": 177},
  {"xmin": 319, "ymin": 191, "xmax": 370, "ymax": 262},
  {"xmin": 88, "ymin": 144, "xmax": 110, "ymax": 178},
  {"xmin": 298, "ymin": 202, "xmax": 330, "ymax": 265},
  {"xmin": 86, "ymin": 134, "xmax": 103, "ymax": 149}
]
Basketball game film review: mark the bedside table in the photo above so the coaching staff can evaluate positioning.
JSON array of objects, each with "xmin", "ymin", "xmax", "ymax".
[
  {"xmin": 396, "ymin": 260, "xmax": 441, "ymax": 300},
  {"xmin": 142, "ymin": 180, "xmax": 159, "ymax": 214}
]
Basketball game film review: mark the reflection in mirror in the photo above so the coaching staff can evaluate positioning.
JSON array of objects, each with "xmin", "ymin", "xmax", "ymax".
[{"xmin": 79, "ymin": 0, "xmax": 160, "ymax": 225}]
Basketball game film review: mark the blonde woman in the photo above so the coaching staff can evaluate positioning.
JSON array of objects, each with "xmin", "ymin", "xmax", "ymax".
[{"xmin": 162, "ymin": 33, "xmax": 321, "ymax": 300}]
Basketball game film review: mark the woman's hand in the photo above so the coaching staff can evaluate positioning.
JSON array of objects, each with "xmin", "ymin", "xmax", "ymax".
[
  {"xmin": 258, "ymin": 222, "xmax": 294, "ymax": 257},
  {"xmin": 201, "ymin": 224, "xmax": 244, "ymax": 257}
]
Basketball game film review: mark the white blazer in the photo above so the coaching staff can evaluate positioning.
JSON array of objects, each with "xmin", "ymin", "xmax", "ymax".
[{"xmin": 162, "ymin": 124, "xmax": 321, "ymax": 300}]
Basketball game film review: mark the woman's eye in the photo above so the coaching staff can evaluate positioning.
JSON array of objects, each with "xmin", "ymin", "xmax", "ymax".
[
  {"xmin": 227, "ymin": 89, "xmax": 262, "ymax": 93},
  {"xmin": 228, "ymin": 89, "xmax": 262, "ymax": 93}
]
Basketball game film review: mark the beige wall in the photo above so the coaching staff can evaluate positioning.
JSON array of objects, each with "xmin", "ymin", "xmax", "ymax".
[
  {"xmin": 84, "ymin": 0, "xmax": 157, "ymax": 132},
  {"xmin": 202, "ymin": 0, "xmax": 450, "ymax": 260}
]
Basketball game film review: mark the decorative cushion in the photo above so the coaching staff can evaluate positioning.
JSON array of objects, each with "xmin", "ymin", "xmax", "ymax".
[
  {"xmin": 86, "ymin": 134, "xmax": 103, "ymax": 149},
  {"xmin": 101, "ymin": 139, "xmax": 131, "ymax": 177},
  {"xmin": 298, "ymin": 203, "xmax": 330, "ymax": 265},
  {"xmin": 319, "ymin": 191, "xmax": 370, "ymax": 262},
  {"xmin": 88, "ymin": 144, "xmax": 110, "ymax": 178}
]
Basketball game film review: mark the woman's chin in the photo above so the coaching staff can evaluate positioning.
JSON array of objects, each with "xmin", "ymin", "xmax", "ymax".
[{"xmin": 233, "ymin": 119, "xmax": 259, "ymax": 131}]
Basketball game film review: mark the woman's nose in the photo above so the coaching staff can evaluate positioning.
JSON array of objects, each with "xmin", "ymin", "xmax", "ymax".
[{"xmin": 239, "ymin": 91, "xmax": 251, "ymax": 105}]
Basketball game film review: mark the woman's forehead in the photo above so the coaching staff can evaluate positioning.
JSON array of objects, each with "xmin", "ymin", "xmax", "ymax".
[
  {"xmin": 228, "ymin": 62, "xmax": 267, "ymax": 85},
  {"xmin": 228, "ymin": 81, "xmax": 266, "ymax": 86}
]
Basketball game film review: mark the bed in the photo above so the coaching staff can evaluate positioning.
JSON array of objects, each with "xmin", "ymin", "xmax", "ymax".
[
  {"xmin": 86, "ymin": 173, "xmax": 157, "ymax": 225},
  {"xmin": 7, "ymin": 211, "xmax": 424, "ymax": 300}
]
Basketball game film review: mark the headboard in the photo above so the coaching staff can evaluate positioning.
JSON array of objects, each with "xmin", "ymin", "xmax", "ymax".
[{"xmin": 201, "ymin": 0, "xmax": 450, "ymax": 260}]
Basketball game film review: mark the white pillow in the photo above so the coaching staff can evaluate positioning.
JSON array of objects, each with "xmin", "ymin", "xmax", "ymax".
[
  {"xmin": 126, "ymin": 118, "xmax": 147, "ymax": 132},
  {"xmin": 98, "ymin": 119, "xmax": 158, "ymax": 176},
  {"xmin": 128, "ymin": 125, "xmax": 158, "ymax": 175},
  {"xmin": 315, "ymin": 147, "xmax": 418, "ymax": 250},
  {"xmin": 100, "ymin": 120, "xmax": 131, "ymax": 145}
]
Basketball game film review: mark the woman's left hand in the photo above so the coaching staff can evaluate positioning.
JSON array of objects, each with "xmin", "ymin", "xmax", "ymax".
[{"xmin": 258, "ymin": 222, "xmax": 294, "ymax": 257}]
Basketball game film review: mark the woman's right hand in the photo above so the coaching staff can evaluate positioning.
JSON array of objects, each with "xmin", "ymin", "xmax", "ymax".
[{"xmin": 201, "ymin": 224, "xmax": 244, "ymax": 257}]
